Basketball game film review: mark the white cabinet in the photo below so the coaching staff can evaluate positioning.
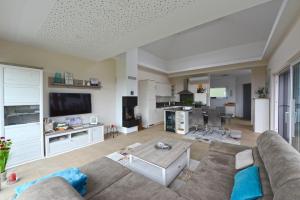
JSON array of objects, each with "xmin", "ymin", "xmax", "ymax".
[
  {"xmin": 0, "ymin": 64, "xmax": 43, "ymax": 168},
  {"xmin": 254, "ymin": 98, "xmax": 270, "ymax": 133},
  {"xmin": 45, "ymin": 125, "xmax": 104, "ymax": 157},
  {"xmin": 4, "ymin": 67, "xmax": 40, "ymax": 86},
  {"xmin": 5, "ymin": 123, "xmax": 43, "ymax": 167},
  {"xmin": 175, "ymin": 111, "xmax": 189, "ymax": 134},
  {"xmin": 4, "ymin": 67, "xmax": 41, "ymax": 105},
  {"xmin": 90, "ymin": 126, "xmax": 104, "ymax": 143},
  {"xmin": 4, "ymin": 85, "xmax": 40, "ymax": 105},
  {"xmin": 156, "ymin": 83, "xmax": 171, "ymax": 97}
]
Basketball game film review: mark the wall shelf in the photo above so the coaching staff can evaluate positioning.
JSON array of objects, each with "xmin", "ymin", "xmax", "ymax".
[{"xmin": 48, "ymin": 77, "xmax": 102, "ymax": 90}]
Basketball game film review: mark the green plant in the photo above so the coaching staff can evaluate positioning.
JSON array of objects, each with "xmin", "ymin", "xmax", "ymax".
[
  {"xmin": 256, "ymin": 87, "xmax": 268, "ymax": 98},
  {"xmin": 0, "ymin": 137, "xmax": 12, "ymax": 173}
]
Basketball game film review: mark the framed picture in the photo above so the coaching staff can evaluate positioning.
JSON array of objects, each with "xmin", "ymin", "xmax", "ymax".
[{"xmin": 65, "ymin": 72, "xmax": 74, "ymax": 85}]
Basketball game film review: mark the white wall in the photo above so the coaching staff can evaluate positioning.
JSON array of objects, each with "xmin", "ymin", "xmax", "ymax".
[
  {"xmin": 0, "ymin": 39, "xmax": 117, "ymax": 125},
  {"xmin": 210, "ymin": 76, "xmax": 237, "ymax": 107},
  {"xmin": 138, "ymin": 66, "xmax": 170, "ymax": 83},
  {"xmin": 115, "ymin": 49, "xmax": 138, "ymax": 130},
  {"xmin": 251, "ymin": 66, "xmax": 267, "ymax": 124},
  {"xmin": 268, "ymin": 14, "xmax": 300, "ymax": 130}
]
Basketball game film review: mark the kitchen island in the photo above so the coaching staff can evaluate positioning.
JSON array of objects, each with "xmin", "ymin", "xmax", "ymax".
[{"xmin": 164, "ymin": 107, "xmax": 192, "ymax": 134}]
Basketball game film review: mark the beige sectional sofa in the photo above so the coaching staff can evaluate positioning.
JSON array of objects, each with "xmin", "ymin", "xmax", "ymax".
[{"xmin": 18, "ymin": 131, "xmax": 300, "ymax": 200}]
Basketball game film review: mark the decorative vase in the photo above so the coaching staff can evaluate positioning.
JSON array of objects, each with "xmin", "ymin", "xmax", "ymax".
[{"xmin": 1, "ymin": 171, "xmax": 7, "ymax": 182}]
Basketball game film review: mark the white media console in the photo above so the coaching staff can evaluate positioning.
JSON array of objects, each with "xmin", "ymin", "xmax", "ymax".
[{"xmin": 45, "ymin": 123, "xmax": 104, "ymax": 157}]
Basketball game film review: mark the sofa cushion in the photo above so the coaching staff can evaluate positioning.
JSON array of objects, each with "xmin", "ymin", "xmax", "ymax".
[
  {"xmin": 252, "ymin": 147, "xmax": 273, "ymax": 199},
  {"xmin": 235, "ymin": 149, "xmax": 254, "ymax": 170},
  {"xmin": 209, "ymin": 141, "xmax": 251, "ymax": 156},
  {"xmin": 80, "ymin": 157, "xmax": 130, "ymax": 199},
  {"xmin": 194, "ymin": 151, "xmax": 236, "ymax": 177},
  {"xmin": 18, "ymin": 177, "xmax": 84, "ymax": 200},
  {"xmin": 178, "ymin": 166, "xmax": 234, "ymax": 200},
  {"xmin": 90, "ymin": 172, "xmax": 185, "ymax": 200},
  {"xmin": 178, "ymin": 150, "xmax": 235, "ymax": 200},
  {"xmin": 257, "ymin": 131, "xmax": 300, "ymax": 193}
]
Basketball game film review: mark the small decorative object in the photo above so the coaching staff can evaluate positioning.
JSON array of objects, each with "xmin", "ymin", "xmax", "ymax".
[
  {"xmin": 0, "ymin": 137, "xmax": 12, "ymax": 183},
  {"xmin": 73, "ymin": 79, "xmax": 83, "ymax": 86},
  {"xmin": 66, "ymin": 117, "xmax": 82, "ymax": 127},
  {"xmin": 44, "ymin": 118, "xmax": 54, "ymax": 133},
  {"xmin": 64, "ymin": 72, "xmax": 74, "ymax": 85},
  {"xmin": 256, "ymin": 87, "xmax": 268, "ymax": 98},
  {"xmin": 54, "ymin": 72, "xmax": 63, "ymax": 83},
  {"xmin": 7, "ymin": 172, "xmax": 17, "ymax": 185},
  {"xmin": 197, "ymin": 84, "xmax": 205, "ymax": 93},
  {"xmin": 154, "ymin": 142, "xmax": 172, "ymax": 150},
  {"xmin": 90, "ymin": 78, "xmax": 99, "ymax": 86},
  {"xmin": 89, "ymin": 116, "xmax": 98, "ymax": 125},
  {"xmin": 86, "ymin": 81, "xmax": 91, "ymax": 86}
]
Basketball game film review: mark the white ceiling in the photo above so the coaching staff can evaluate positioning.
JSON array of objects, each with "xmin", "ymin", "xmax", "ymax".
[
  {"xmin": 0, "ymin": 0, "xmax": 272, "ymax": 60},
  {"xmin": 142, "ymin": 0, "xmax": 283, "ymax": 61}
]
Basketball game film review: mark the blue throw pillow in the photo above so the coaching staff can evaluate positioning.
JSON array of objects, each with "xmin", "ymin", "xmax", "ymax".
[
  {"xmin": 15, "ymin": 168, "xmax": 87, "ymax": 199},
  {"xmin": 231, "ymin": 166, "xmax": 263, "ymax": 200}
]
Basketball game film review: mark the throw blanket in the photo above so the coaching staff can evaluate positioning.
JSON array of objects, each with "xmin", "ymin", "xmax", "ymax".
[{"xmin": 15, "ymin": 168, "xmax": 87, "ymax": 199}]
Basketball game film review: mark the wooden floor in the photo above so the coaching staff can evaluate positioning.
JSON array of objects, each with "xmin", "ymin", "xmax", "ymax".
[{"xmin": 0, "ymin": 118, "xmax": 259, "ymax": 200}]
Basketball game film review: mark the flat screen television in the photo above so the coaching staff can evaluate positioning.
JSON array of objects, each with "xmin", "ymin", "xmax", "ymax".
[{"xmin": 49, "ymin": 93, "xmax": 92, "ymax": 117}]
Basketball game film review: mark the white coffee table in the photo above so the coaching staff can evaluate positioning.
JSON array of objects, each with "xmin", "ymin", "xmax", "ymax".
[{"xmin": 129, "ymin": 138, "xmax": 192, "ymax": 186}]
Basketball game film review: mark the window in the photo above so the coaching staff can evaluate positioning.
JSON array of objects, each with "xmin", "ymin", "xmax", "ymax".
[{"xmin": 210, "ymin": 88, "xmax": 227, "ymax": 98}]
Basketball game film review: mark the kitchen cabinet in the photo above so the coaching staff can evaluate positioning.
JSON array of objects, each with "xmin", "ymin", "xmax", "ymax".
[
  {"xmin": 139, "ymin": 80, "xmax": 170, "ymax": 128},
  {"xmin": 156, "ymin": 83, "xmax": 171, "ymax": 97}
]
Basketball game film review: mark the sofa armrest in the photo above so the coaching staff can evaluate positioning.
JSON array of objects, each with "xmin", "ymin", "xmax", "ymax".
[
  {"xmin": 18, "ymin": 177, "xmax": 84, "ymax": 200},
  {"xmin": 209, "ymin": 141, "xmax": 251, "ymax": 156}
]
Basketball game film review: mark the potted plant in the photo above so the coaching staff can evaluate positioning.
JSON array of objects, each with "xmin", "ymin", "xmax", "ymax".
[
  {"xmin": 0, "ymin": 137, "xmax": 12, "ymax": 182},
  {"xmin": 255, "ymin": 87, "xmax": 268, "ymax": 98}
]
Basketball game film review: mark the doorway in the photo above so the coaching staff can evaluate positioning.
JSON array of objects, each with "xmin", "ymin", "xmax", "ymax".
[{"xmin": 243, "ymin": 83, "xmax": 251, "ymax": 120}]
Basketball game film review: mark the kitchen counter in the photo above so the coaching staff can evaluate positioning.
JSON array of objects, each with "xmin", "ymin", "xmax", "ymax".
[
  {"xmin": 164, "ymin": 108, "xmax": 190, "ymax": 134},
  {"xmin": 163, "ymin": 106, "xmax": 193, "ymax": 112}
]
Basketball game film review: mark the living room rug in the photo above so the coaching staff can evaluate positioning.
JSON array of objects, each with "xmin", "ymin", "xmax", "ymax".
[
  {"xmin": 106, "ymin": 143, "xmax": 200, "ymax": 191},
  {"xmin": 183, "ymin": 129, "xmax": 241, "ymax": 145}
]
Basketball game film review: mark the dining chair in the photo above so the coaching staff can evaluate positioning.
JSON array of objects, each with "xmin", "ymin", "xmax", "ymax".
[
  {"xmin": 207, "ymin": 109, "xmax": 222, "ymax": 129},
  {"xmin": 189, "ymin": 108, "xmax": 205, "ymax": 132}
]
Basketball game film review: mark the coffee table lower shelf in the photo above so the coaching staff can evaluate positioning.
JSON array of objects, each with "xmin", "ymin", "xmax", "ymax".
[{"xmin": 129, "ymin": 148, "xmax": 190, "ymax": 186}]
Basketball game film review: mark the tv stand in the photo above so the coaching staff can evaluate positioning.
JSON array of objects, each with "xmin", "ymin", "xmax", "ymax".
[{"xmin": 45, "ymin": 123, "xmax": 104, "ymax": 157}]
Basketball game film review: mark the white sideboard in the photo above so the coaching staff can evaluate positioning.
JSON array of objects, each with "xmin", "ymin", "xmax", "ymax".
[
  {"xmin": 0, "ymin": 64, "xmax": 43, "ymax": 168},
  {"xmin": 45, "ymin": 124, "xmax": 104, "ymax": 157},
  {"xmin": 254, "ymin": 98, "xmax": 270, "ymax": 133}
]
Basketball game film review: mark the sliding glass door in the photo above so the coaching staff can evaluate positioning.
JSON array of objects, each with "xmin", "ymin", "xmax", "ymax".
[
  {"xmin": 292, "ymin": 62, "xmax": 300, "ymax": 151},
  {"xmin": 277, "ymin": 60, "xmax": 300, "ymax": 151},
  {"xmin": 278, "ymin": 70, "xmax": 290, "ymax": 142}
]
